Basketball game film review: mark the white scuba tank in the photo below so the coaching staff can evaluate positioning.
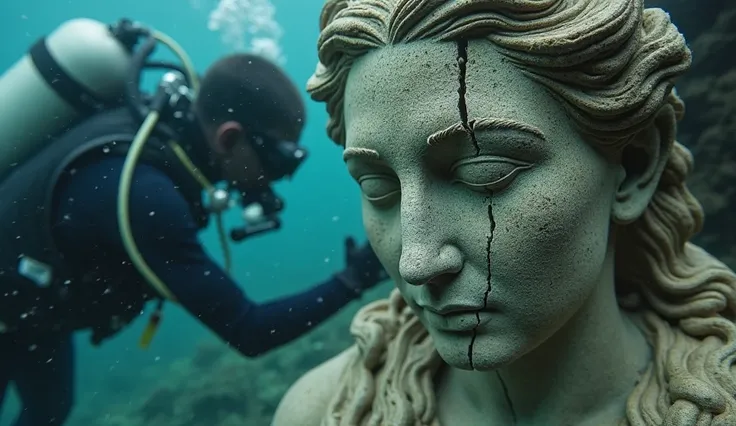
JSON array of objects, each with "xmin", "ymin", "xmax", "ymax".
[{"xmin": 0, "ymin": 18, "xmax": 133, "ymax": 181}]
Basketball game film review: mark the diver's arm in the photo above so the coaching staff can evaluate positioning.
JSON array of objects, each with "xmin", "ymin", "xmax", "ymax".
[{"xmin": 52, "ymin": 157, "xmax": 361, "ymax": 357}]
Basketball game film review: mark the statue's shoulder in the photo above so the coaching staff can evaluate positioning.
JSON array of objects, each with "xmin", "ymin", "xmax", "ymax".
[{"xmin": 272, "ymin": 345, "xmax": 360, "ymax": 426}]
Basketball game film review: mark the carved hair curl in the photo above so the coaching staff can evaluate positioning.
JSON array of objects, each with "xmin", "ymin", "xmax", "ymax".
[{"xmin": 307, "ymin": 1, "xmax": 736, "ymax": 425}]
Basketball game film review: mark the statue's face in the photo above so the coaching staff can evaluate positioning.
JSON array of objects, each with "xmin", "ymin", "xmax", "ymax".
[{"xmin": 343, "ymin": 40, "xmax": 622, "ymax": 370}]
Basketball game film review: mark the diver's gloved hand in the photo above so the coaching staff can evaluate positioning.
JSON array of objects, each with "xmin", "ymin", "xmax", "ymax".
[{"xmin": 335, "ymin": 237, "xmax": 389, "ymax": 297}]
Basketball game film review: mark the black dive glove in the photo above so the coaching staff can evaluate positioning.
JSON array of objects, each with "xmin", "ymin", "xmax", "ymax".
[{"xmin": 335, "ymin": 237, "xmax": 389, "ymax": 297}]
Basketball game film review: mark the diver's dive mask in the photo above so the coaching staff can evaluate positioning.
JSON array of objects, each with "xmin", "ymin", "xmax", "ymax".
[{"xmin": 249, "ymin": 133, "xmax": 308, "ymax": 181}]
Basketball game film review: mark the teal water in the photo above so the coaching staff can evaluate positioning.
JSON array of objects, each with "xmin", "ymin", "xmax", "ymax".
[{"xmin": 0, "ymin": 1, "xmax": 365, "ymax": 423}]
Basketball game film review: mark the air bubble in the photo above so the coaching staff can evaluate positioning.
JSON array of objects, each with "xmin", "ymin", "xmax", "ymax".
[{"xmin": 204, "ymin": 0, "xmax": 285, "ymax": 64}]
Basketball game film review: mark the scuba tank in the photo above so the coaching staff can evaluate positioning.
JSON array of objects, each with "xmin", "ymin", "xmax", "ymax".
[
  {"xmin": 0, "ymin": 18, "xmax": 136, "ymax": 182},
  {"xmin": 0, "ymin": 17, "xmax": 204, "ymax": 346}
]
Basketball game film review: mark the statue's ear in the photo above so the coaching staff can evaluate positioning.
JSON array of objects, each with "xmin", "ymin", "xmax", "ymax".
[{"xmin": 611, "ymin": 108, "xmax": 675, "ymax": 224}]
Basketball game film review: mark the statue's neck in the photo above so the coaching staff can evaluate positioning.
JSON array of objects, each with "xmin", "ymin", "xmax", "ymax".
[{"xmin": 446, "ymin": 249, "xmax": 651, "ymax": 425}]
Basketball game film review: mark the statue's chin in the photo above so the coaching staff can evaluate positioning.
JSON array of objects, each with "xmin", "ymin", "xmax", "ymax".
[{"xmin": 431, "ymin": 332, "xmax": 520, "ymax": 372}]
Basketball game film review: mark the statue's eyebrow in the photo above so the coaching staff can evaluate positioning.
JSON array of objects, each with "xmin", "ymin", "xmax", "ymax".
[
  {"xmin": 426, "ymin": 117, "xmax": 547, "ymax": 147},
  {"xmin": 343, "ymin": 117, "xmax": 545, "ymax": 161}
]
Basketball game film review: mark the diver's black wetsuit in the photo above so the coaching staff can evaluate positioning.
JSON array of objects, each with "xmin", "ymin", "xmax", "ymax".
[{"xmin": 0, "ymin": 110, "xmax": 375, "ymax": 425}]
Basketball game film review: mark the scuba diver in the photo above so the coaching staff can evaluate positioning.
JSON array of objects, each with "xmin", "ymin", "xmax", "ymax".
[{"xmin": 0, "ymin": 18, "xmax": 387, "ymax": 425}]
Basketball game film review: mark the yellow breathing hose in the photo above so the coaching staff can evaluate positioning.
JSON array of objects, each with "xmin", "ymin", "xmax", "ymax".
[
  {"xmin": 116, "ymin": 29, "xmax": 232, "ymax": 345},
  {"xmin": 168, "ymin": 142, "xmax": 232, "ymax": 273}
]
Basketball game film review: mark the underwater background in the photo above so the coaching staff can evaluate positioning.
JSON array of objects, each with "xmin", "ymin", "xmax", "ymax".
[{"xmin": 0, "ymin": 0, "xmax": 733, "ymax": 424}]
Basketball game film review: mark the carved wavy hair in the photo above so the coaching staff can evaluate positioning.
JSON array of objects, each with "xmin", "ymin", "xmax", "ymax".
[{"xmin": 307, "ymin": 0, "xmax": 736, "ymax": 425}]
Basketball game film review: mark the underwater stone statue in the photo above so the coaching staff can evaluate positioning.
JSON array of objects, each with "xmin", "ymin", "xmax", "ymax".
[{"xmin": 273, "ymin": 0, "xmax": 736, "ymax": 425}]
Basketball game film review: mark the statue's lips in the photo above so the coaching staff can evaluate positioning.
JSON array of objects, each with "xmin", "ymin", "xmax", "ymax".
[
  {"xmin": 421, "ymin": 303, "xmax": 484, "ymax": 315},
  {"xmin": 423, "ymin": 309, "xmax": 494, "ymax": 332}
]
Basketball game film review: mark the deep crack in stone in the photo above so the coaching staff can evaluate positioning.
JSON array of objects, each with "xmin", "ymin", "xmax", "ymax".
[
  {"xmin": 455, "ymin": 38, "xmax": 514, "ymax": 425},
  {"xmin": 483, "ymin": 200, "xmax": 495, "ymax": 319},
  {"xmin": 456, "ymin": 39, "xmax": 480, "ymax": 156},
  {"xmin": 498, "ymin": 370, "xmax": 516, "ymax": 424},
  {"xmin": 456, "ymin": 39, "xmax": 493, "ymax": 372},
  {"xmin": 457, "ymin": 40, "xmax": 477, "ymax": 369}
]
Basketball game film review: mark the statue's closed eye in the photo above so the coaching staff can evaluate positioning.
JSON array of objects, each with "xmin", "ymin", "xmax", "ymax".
[
  {"xmin": 358, "ymin": 174, "xmax": 400, "ymax": 207},
  {"xmin": 356, "ymin": 156, "xmax": 531, "ymax": 206},
  {"xmin": 451, "ymin": 156, "xmax": 532, "ymax": 193}
]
